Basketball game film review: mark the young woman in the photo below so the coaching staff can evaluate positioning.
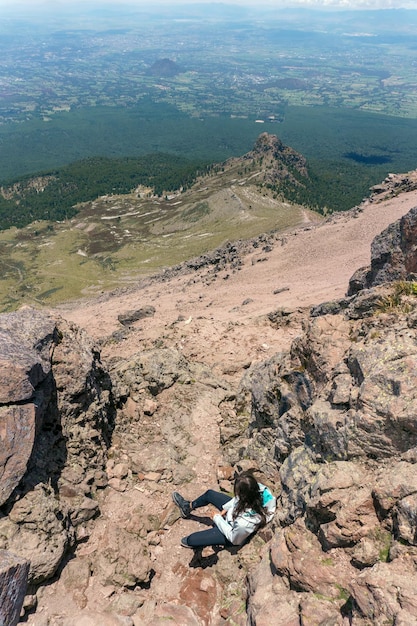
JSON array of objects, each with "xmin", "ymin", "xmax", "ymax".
[{"xmin": 172, "ymin": 472, "xmax": 276, "ymax": 549}]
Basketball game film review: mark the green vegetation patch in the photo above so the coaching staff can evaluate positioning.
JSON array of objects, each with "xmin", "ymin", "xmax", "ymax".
[
  {"xmin": 0, "ymin": 153, "xmax": 205, "ymax": 231},
  {"xmin": 181, "ymin": 202, "xmax": 211, "ymax": 223}
]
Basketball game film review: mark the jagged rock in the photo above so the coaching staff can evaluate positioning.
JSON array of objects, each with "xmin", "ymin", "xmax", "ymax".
[
  {"xmin": 0, "ymin": 550, "xmax": 29, "ymax": 626},
  {"xmin": 278, "ymin": 446, "xmax": 320, "ymax": 524},
  {"xmin": 0, "ymin": 485, "xmax": 68, "ymax": 583},
  {"xmin": 308, "ymin": 462, "xmax": 379, "ymax": 550},
  {"xmin": 110, "ymin": 347, "xmax": 193, "ymax": 398},
  {"xmin": 0, "ymin": 308, "xmax": 115, "ymax": 588},
  {"xmin": 0, "ymin": 404, "xmax": 37, "ymax": 508},
  {"xmin": 348, "ymin": 205, "xmax": 417, "ymax": 295},
  {"xmin": 351, "ymin": 537, "xmax": 381, "ymax": 569},
  {"xmin": 349, "ymin": 558, "xmax": 417, "ymax": 624},
  {"xmin": 0, "ymin": 307, "xmax": 55, "ymax": 403},
  {"xmin": 291, "ymin": 315, "xmax": 352, "ymax": 385},
  {"xmin": 270, "ymin": 518, "xmax": 354, "ymax": 600},
  {"xmin": 395, "ymin": 493, "xmax": 417, "ymax": 545},
  {"xmin": 372, "ymin": 461, "xmax": 417, "ymax": 517},
  {"xmin": 117, "ymin": 306, "xmax": 155, "ymax": 326},
  {"xmin": 246, "ymin": 556, "xmax": 300, "ymax": 626},
  {"xmin": 0, "ymin": 309, "xmax": 56, "ymax": 506}
]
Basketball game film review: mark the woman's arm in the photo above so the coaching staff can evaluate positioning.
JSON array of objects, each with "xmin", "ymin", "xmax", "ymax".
[{"xmin": 212, "ymin": 511, "xmax": 260, "ymax": 546}]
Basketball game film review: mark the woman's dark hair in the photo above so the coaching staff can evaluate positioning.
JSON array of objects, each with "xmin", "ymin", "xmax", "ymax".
[{"xmin": 232, "ymin": 472, "xmax": 266, "ymax": 527}]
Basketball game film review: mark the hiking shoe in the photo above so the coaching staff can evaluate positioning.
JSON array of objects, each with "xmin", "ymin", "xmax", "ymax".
[
  {"xmin": 181, "ymin": 537, "xmax": 193, "ymax": 548},
  {"xmin": 172, "ymin": 492, "xmax": 191, "ymax": 518}
]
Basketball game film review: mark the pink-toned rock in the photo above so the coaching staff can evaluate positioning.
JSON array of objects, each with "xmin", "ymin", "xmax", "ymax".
[
  {"xmin": 219, "ymin": 479, "xmax": 233, "ymax": 493},
  {"xmin": 270, "ymin": 519, "xmax": 354, "ymax": 600},
  {"xmin": 0, "ymin": 308, "xmax": 54, "ymax": 405},
  {"xmin": 143, "ymin": 398, "xmax": 158, "ymax": 416},
  {"xmin": 111, "ymin": 463, "xmax": 129, "ymax": 479},
  {"xmin": 108, "ymin": 478, "xmax": 126, "ymax": 492},
  {"xmin": 0, "ymin": 404, "xmax": 37, "ymax": 506},
  {"xmin": 179, "ymin": 568, "xmax": 218, "ymax": 626},
  {"xmin": 62, "ymin": 613, "xmax": 133, "ymax": 626},
  {"xmin": 373, "ymin": 461, "xmax": 417, "ymax": 516},
  {"xmin": 350, "ymin": 558, "xmax": 417, "ymax": 623},
  {"xmin": 134, "ymin": 602, "xmax": 201, "ymax": 625},
  {"xmin": 247, "ymin": 556, "xmax": 300, "ymax": 626},
  {"xmin": 299, "ymin": 595, "xmax": 346, "ymax": 626},
  {"xmin": 0, "ymin": 550, "xmax": 30, "ymax": 626},
  {"xmin": 217, "ymin": 465, "xmax": 234, "ymax": 480},
  {"xmin": 124, "ymin": 397, "xmax": 139, "ymax": 420},
  {"xmin": 143, "ymin": 472, "xmax": 161, "ymax": 482},
  {"xmin": 0, "ymin": 358, "xmax": 38, "ymax": 403},
  {"xmin": 318, "ymin": 488, "xmax": 379, "ymax": 549}
]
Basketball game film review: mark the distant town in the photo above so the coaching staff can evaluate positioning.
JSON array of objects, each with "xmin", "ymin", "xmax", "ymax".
[{"xmin": 0, "ymin": 7, "xmax": 416, "ymax": 126}]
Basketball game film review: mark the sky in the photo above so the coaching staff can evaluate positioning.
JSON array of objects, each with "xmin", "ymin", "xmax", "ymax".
[{"xmin": 0, "ymin": 0, "xmax": 416, "ymax": 9}]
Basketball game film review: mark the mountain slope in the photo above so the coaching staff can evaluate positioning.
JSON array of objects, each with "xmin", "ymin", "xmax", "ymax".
[
  {"xmin": 0, "ymin": 134, "xmax": 316, "ymax": 311},
  {"xmin": 6, "ymin": 170, "xmax": 417, "ymax": 626}
]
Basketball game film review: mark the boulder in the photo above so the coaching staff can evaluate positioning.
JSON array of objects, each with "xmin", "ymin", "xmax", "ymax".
[
  {"xmin": 270, "ymin": 518, "xmax": 354, "ymax": 600},
  {"xmin": 308, "ymin": 463, "xmax": 379, "ymax": 550},
  {"xmin": 0, "ymin": 308, "xmax": 115, "ymax": 588},
  {"xmin": 117, "ymin": 306, "xmax": 155, "ymax": 326},
  {"xmin": 348, "ymin": 205, "xmax": 417, "ymax": 294},
  {"xmin": 350, "ymin": 558, "xmax": 417, "ymax": 624},
  {"xmin": 0, "ymin": 308, "xmax": 56, "ymax": 506},
  {"xmin": 0, "ymin": 404, "xmax": 37, "ymax": 507}
]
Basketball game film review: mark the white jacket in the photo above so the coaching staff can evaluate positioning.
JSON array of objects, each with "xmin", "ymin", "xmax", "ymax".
[{"xmin": 212, "ymin": 483, "xmax": 276, "ymax": 546}]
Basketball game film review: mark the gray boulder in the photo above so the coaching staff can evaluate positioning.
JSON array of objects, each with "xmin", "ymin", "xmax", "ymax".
[{"xmin": 348, "ymin": 205, "xmax": 417, "ymax": 295}]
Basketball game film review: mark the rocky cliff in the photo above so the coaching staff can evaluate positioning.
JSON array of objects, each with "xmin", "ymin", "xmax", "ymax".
[{"xmin": 3, "ymin": 194, "xmax": 417, "ymax": 625}]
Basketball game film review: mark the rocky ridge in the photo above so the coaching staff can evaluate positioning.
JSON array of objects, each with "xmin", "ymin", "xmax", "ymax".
[{"xmin": 2, "ymin": 173, "xmax": 417, "ymax": 624}]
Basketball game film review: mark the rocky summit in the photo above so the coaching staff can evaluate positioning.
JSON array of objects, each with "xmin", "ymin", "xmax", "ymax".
[{"xmin": 2, "ymin": 173, "xmax": 417, "ymax": 625}]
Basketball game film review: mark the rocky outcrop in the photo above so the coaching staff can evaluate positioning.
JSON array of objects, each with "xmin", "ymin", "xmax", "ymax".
[
  {"xmin": 348, "ymin": 204, "xmax": 417, "ymax": 294},
  {"xmin": 0, "ymin": 307, "xmax": 114, "ymax": 591},
  {"xmin": 225, "ymin": 208, "xmax": 417, "ymax": 624},
  {"xmin": 243, "ymin": 294, "xmax": 417, "ymax": 622},
  {"xmin": 368, "ymin": 170, "xmax": 417, "ymax": 203},
  {"xmin": 251, "ymin": 132, "xmax": 309, "ymax": 184}
]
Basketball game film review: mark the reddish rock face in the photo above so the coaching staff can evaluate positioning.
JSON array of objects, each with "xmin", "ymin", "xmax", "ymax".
[
  {"xmin": 0, "ymin": 404, "xmax": 36, "ymax": 506},
  {"xmin": 0, "ymin": 308, "xmax": 55, "ymax": 507}
]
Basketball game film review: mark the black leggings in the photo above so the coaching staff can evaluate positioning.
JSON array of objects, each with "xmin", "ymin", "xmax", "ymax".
[{"xmin": 185, "ymin": 489, "xmax": 233, "ymax": 548}]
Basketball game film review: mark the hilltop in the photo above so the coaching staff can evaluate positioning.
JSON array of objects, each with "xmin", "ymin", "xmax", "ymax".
[{"xmin": 0, "ymin": 134, "xmax": 316, "ymax": 311}]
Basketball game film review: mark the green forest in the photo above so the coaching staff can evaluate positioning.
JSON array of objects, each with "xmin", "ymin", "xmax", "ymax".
[
  {"xmin": 0, "ymin": 154, "xmax": 206, "ymax": 229},
  {"xmin": 1, "ymin": 102, "xmax": 417, "ymax": 229}
]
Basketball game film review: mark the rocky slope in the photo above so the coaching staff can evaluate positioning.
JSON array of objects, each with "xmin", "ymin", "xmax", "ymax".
[{"xmin": 2, "ymin": 171, "xmax": 417, "ymax": 625}]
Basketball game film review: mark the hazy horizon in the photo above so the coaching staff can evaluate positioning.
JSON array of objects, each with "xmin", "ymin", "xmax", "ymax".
[{"xmin": 1, "ymin": 0, "xmax": 416, "ymax": 12}]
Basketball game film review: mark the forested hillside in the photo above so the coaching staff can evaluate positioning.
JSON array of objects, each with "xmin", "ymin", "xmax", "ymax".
[{"xmin": 0, "ymin": 154, "xmax": 205, "ymax": 230}]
